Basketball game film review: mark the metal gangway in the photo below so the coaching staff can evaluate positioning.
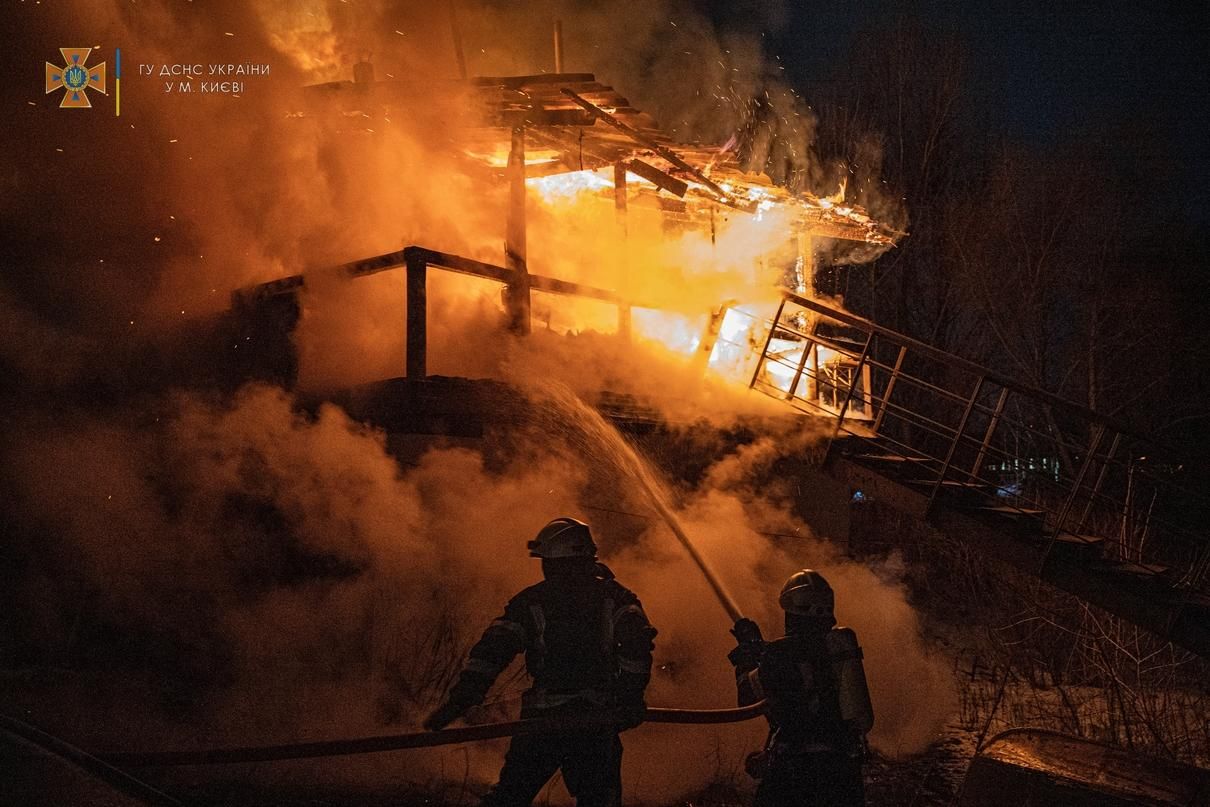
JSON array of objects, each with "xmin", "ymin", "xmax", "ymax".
[{"xmin": 745, "ymin": 290, "xmax": 1210, "ymax": 658}]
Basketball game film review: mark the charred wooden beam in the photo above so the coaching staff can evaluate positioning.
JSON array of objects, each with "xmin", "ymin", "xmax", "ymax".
[
  {"xmin": 403, "ymin": 247, "xmax": 513, "ymax": 282},
  {"xmin": 560, "ymin": 88, "xmax": 740, "ymax": 207},
  {"xmin": 529, "ymin": 274, "xmax": 618, "ymax": 302},
  {"xmin": 505, "ymin": 126, "xmax": 530, "ymax": 334},
  {"xmin": 553, "ymin": 20, "xmax": 564, "ymax": 73},
  {"xmin": 471, "ymin": 73, "xmax": 595, "ymax": 88},
  {"xmin": 486, "ymin": 109, "xmax": 595, "ymax": 128},
  {"xmin": 625, "ymin": 159, "xmax": 688, "ymax": 198},
  {"xmin": 236, "ymin": 247, "xmax": 625, "ymax": 306},
  {"xmin": 525, "ymin": 127, "xmax": 621, "ymax": 171},
  {"xmin": 406, "ymin": 251, "xmax": 427, "ymax": 378}
]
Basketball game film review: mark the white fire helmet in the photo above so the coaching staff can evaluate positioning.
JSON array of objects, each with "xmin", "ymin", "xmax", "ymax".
[
  {"xmin": 778, "ymin": 569, "xmax": 835, "ymax": 618},
  {"xmin": 527, "ymin": 517, "xmax": 597, "ymax": 559}
]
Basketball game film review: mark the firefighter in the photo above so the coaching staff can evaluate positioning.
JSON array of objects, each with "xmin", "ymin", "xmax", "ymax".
[
  {"xmin": 425, "ymin": 517, "xmax": 657, "ymax": 807},
  {"xmin": 728, "ymin": 569, "xmax": 874, "ymax": 807}
]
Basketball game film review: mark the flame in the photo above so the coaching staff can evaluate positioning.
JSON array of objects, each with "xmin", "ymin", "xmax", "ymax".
[
  {"xmin": 465, "ymin": 147, "xmax": 566, "ymax": 169},
  {"xmin": 527, "ymin": 168, "xmax": 614, "ymax": 200},
  {"xmin": 253, "ymin": 0, "xmax": 342, "ymax": 80}
]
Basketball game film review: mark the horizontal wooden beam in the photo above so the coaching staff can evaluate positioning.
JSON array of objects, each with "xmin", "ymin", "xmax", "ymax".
[
  {"xmin": 233, "ymin": 246, "xmax": 634, "ymax": 309},
  {"xmin": 625, "ymin": 159, "xmax": 688, "ymax": 198},
  {"xmin": 560, "ymin": 88, "xmax": 742, "ymax": 209}
]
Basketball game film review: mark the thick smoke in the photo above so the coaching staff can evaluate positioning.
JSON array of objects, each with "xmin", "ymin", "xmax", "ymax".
[
  {"xmin": 2, "ymin": 0, "xmax": 895, "ymax": 393},
  {"xmin": 3, "ymin": 2, "xmax": 940, "ymax": 802},
  {"xmin": 3, "ymin": 382, "xmax": 951, "ymax": 801}
]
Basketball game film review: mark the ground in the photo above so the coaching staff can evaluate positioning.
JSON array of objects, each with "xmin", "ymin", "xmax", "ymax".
[{"xmin": 3, "ymin": 706, "xmax": 978, "ymax": 806}]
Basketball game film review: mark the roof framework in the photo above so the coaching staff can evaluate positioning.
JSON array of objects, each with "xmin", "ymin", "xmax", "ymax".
[{"xmin": 301, "ymin": 71, "xmax": 900, "ymax": 245}]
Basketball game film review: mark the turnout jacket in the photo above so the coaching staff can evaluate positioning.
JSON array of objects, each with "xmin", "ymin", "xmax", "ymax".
[
  {"xmin": 735, "ymin": 631, "xmax": 855, "ymax": 753},
  {"xmin": 447, "ymin": 573, "xmax": 657, "ymax": 714}
]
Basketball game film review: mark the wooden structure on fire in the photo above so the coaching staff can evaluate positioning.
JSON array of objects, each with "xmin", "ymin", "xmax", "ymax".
[
  {"xmin": 283, "ymin": 67, "xmax": 897, "ymax": 415},
  {"xmin": 235, "ymin": 68, "xmax": 1210, "ymax": 660}
]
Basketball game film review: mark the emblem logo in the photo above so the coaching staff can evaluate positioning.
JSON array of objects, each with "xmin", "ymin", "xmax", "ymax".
[{"xmin": 45, "ymin": 48, "xmax": 107, "ymax": 109}]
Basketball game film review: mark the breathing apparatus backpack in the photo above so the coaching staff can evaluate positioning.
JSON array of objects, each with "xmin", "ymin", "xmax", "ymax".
[{"xmin": 826, "ymin": 627, "xmax": 874, "ymax": 735}]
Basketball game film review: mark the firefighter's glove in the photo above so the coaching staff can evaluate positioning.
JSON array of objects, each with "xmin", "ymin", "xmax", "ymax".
[
  {"xmin": 730, "ymin": 618, "xmax": 763, "ymax": 644},
  {"xmin": 614, "ymin": 693, "xmax": 647, "ymax": 731},
  {"xmin": 728, "ymin": 618, "xmax": 764, "ymax": 670},
  {"xmin": 423, "ymin": 700, "xmax": 466, "ymax": 732}
]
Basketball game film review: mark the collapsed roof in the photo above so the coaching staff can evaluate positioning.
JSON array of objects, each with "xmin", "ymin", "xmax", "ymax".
[{"xmin": 298, "ymin": 70, "xmax": 900, "ymax": 246}]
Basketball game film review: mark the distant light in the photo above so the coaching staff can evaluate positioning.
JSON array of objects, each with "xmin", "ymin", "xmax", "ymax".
[{"xmin": 851, "ymin": 490, "xmax": 867, "ymax": 503}]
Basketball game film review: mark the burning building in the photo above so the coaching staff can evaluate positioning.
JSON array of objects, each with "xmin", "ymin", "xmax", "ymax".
[
  {"xmin": 5, "ymin": 8, "xmax": 1209, "ymax": 807},
  {"xmin": 230, "ymin": 43, "xmax": 901, "ymax": 421}
]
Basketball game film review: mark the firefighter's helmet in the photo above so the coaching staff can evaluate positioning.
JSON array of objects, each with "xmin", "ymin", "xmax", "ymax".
[
  {"xmin": 527, "ymin": 517, "xmax": 597, "ymax": 559},
  {"xmin": 778, "ymin": 569, "xmax": 835, "ymax": 618}
]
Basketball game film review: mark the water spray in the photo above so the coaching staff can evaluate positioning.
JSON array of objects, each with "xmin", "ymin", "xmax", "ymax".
[
  {"xmin": 540, "ymin": 383, "xmax": 745, "ymax": 623},
  {"xmin": 628, "ymin": 471, "xmax": 745, "ymax": 622}
]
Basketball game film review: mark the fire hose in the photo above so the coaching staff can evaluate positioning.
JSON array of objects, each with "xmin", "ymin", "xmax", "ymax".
[{"xmin": 86, "ymin": 701, "xmax": 765, "ymax": 767}]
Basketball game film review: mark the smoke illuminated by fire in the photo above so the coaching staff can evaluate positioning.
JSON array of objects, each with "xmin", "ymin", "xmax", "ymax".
[{"xmin": 0, "ymin": 2, "xmax": 943, "ymax": 803}]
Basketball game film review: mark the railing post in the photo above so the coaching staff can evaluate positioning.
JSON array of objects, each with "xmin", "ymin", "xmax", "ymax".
[
  {"xmin": 1041, "ymin": 424, "xmax": 1106, "ymax": 566},
  {"xmin": 1076, "ymin": 430, "xmax": 1121, "ymax": 535},
  {"xmin": 927, "ymin": 376, "xmax": 984, "ymax": 514},
  {"xmin": 504, "ymin": 125, "xmax": 531, "ymax": 335},
  {"xmin": 831, "ymin": 333, "xmax": 874, "ymax": 439},
  {"xmin": 749, "ymin": 296, "xmax": 787, "ymax": 390},
  {"xmin": 871, "ymin": 345, "xmax": 907, "ymax": 435},
  {"xmin": 406, "ymin": 254, "xmax": 427, "ymax": 379},
  {"xmin": 785, "ymin": 316, "xmax": 820, "ymax": 401},
  {"xmin": 970, "ymin": 387, "xmax": 1010, "ymax": 480}
]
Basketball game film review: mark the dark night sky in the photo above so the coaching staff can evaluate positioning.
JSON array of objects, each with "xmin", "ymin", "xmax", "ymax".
[{"xmin": 713, "ymin": 0, "xmax": 1210, "ymax": 227}]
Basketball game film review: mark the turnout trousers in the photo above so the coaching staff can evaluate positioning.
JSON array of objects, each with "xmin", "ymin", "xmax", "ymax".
[
  {"xmin": 755, "ymin": 750, "xmax": 864, "ymax": 807},
  {"xmin": 481, "ymin": 730, "xmax": 623, "ymax": 807}
]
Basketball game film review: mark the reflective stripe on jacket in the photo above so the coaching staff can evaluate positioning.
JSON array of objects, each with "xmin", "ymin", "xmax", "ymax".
[{"xmin": 448, "ymin": 575, "xmax": 656, "ymax": 711}]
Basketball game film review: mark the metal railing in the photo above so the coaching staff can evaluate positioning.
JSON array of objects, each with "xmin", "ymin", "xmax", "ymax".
[{"xmin": 748, "ymin": 290, "xmax": 1210, "ymax": 596}]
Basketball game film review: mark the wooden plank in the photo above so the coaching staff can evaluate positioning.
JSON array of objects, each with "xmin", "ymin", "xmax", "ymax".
[
  {"xmin": 560, "ymin": 88, "xmax": 744, "ymax": 208},
  {"xmin": 405, "ymin": 255, "xmax": 427, "ymax": 378},
  {"xmin": 486, "ymin": 109, "xmax": 595, "ymax": 127},
  {"xmin": 471, "ymin": 72, "xmax": 595, "ymax": 88},
  {"xmin": 625, "ymin": 159, "xmax": 688, "ymax": 198},
  {"xmin": 505, "ymin": 126, "xmax": 530, "ymax": 335}
]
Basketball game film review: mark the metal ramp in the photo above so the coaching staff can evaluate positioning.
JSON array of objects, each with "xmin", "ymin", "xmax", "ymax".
[{"xmin": 747, "ymin": 290, "xmax": 1210, "ymax": 658}]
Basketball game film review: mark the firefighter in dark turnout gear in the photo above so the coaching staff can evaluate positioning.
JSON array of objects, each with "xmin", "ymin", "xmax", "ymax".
[
  {"xmin": 728, "ymin": 570, "xmax": 873, "ymax": 807},
  {"xmin": 425, "ymin": 518, "xmax": 657, "ymax": 807}
]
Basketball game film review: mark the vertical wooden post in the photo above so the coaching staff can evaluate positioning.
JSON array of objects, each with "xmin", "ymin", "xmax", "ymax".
[
  {"xmin": 614, "ymin": 162, "xmax": 630, "ymax": 339},
  {"xmin": 695, "ymin": 304, "xmax": 728, "ymax": 372},
  {"xmin": 796, "ymin": 232, "xmax": 814, "ymax": 295},
  {"xmin": 505, "ymin": 125, "xmax": 530, "ymax": 334},
  {"xmin": 553, "ymin": 20, "xmax": 564, "ymax": 73},
  {"xmin": 613, "ymin": 162, "xmax": 628, "ymax": 221},
  {"xmin": 406, "ymin": 254, "xmax": 427, "ymax": 378}
]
